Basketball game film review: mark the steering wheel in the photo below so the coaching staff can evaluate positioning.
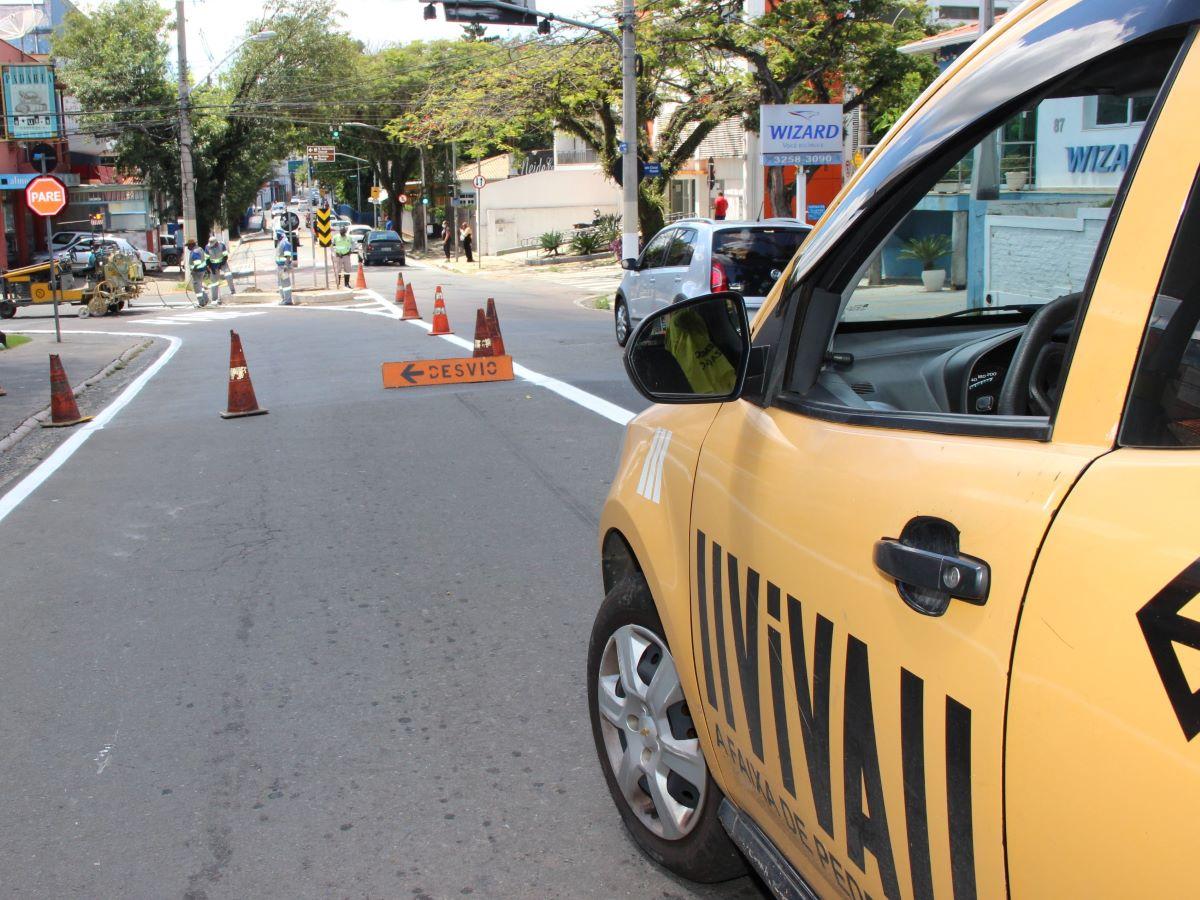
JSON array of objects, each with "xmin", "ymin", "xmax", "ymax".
[{"xmin": 996, "ymin": 292, "xmax": 1081, "ymax": 416}]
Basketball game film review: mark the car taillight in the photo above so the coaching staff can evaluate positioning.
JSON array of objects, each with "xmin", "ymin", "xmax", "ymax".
[{"xmin": 711, "ymin": 261, "xmax": 728, "ymax": 292}]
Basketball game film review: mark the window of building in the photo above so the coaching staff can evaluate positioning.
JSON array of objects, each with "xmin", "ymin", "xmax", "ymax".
[{"xmin": 1091, "ymin": 93, "xmax": 1155, "ymax": 127}]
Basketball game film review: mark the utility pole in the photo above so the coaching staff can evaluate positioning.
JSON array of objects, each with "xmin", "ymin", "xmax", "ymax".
[
  {"xmin": 619, "ymin": 0, "xmax": 638, "ymax": 259},
  {"xmin": 970, "ymin": 0, "xmax": 1000, "ymax": 203},
  {"xmin": 175, "ymin": 0, "xmax": 198, "ymax": 244}
]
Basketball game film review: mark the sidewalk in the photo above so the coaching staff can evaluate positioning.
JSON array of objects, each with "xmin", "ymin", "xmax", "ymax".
[{"xmin": 0, "ymin": 330, "xmax": 152, "ymax": 444}]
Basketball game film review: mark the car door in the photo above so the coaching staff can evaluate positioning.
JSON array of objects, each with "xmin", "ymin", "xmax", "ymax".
[
  {"xmin": 656, "ymin": 227, "xmax": 699, "ymax": 307},
  {"xmin": 686, "ymin": 16, "xmax": 1194, "ymax": 900},
  {"xmin": 629, "ymin": 229, "xmax": 673, "ymax": 322}
]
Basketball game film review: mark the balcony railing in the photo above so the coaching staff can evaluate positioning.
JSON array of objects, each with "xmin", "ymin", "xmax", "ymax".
[{"xmin": 556, "ymin": 148, "xmax": 600, "ymax": 165}]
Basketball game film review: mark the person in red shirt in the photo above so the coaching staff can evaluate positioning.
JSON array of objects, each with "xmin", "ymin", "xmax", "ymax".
[{"xmin": 713, "ymin": 190, "xmax": 729, "ymax": 220}]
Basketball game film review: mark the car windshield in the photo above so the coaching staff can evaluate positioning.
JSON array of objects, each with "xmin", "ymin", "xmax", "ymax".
[
  {"xmin": 711, "ymin": 227, "xmax": 809, "ymax": 297},
  {"xmin": 370, "ymin": 231, "xmax": 400, "ymax": 242}
]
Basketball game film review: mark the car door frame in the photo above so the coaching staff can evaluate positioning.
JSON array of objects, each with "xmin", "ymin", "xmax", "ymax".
[{"xmin": 630, "ymin": 229, "xmax": 675, "ymax": 322}]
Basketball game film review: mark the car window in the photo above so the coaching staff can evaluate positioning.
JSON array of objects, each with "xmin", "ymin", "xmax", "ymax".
[
  {"xmin": 1122, "ymin": 168, "xmax": 1200, "ymax": 448},
  {"xmin": 777, "ymin": 34, "xmax": 1185, "ymax": 424},
  {"xmin": 712, "ymin": 227, "xmax": 808, "ymax": 297},
  {"xmin": 640, "ymin": 230, "xmax": 674, "ymax": 269},
  {"xmin": 662, "ymin": 228, "xmax": 697, "ymax": 268},
  {"xmin": 369, "ymin": 231, "xmax": 400, "ymax": 241}
]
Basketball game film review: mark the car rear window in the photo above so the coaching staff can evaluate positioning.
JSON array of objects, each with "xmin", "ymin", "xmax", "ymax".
[
  {"xmin": 370, "ymin": 231, "xmax": 401, "ymax": 242},
  {"xmin": 711, "ymin": 228, "xmax": 808, "ymax": 297}
]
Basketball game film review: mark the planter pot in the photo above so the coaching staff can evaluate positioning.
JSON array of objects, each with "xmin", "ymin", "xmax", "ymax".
[
  {"xmin": 922, "ymin": 269, "xmax": 947, "ymax": 292},
  {"xmin": 1005, "ymin": 171, "xmax": 1028, "ymax": 191}
]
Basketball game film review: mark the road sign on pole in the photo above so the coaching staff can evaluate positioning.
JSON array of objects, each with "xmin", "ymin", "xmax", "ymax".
[
  {"xmin": 306, "ymin": 145, "xmax": 335, "ymax": 163},
  {"xmin": 471, "ymin": 175, "xmax": 486, "ymax": 189},
  {"xmin": 398, "ymin": 193, "xmax": 409, "ymax": 204},
  {"xmin": 314, "ymin": 206, "xmax": 332, "ymax": 248},
  {"xmin": 26, "ymin": 174, "xmax": 67, "ymax": 216}
]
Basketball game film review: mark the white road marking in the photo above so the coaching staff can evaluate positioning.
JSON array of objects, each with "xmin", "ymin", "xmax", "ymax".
[
  {"xmin": 131, "ymin": 310, "xmax": 267, "ymax": 327},
  {"xmin": 94, "ymin": 729, "xmax": 118, "ymax": 775},
  {"xmin": 362, "ymin": 289, "xmax": 636, "ymax": 426},
  {"xmin": 0, "ymin": 330, "xmax": 182, "ymax": 525}
]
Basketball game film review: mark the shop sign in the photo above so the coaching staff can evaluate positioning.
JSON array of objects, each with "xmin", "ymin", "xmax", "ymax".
[
  {"xmin": 2, "ymin": 65, "xmax": 60, "ymax": 139},
  {"xmin": 761, "ymin": 103, "xmax": 843, "ymax": 167}
]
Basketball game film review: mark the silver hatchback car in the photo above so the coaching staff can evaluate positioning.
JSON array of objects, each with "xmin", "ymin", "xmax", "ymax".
[{"xmin": 613, "ymin": 218, "xmax": 811, "ymax": 345}]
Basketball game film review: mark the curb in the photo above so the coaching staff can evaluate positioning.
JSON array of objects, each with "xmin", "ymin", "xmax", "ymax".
[{"xmin": 0, "ymin": 338, "xmax": 154, "ymax": 454}]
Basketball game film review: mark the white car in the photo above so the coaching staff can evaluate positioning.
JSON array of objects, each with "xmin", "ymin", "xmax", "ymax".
[
  {"xmin": 614, "ymin": 218, "xmax": 811, "ymax": 346},
  {"xmin": 56, "ymin": 237, "xmax": 159, "ymax": 274}
]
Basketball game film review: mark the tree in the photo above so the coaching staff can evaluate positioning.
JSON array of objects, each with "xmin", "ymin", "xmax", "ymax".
[{"xmin": 666, "ymin": 0, "xmax": 936, "ymax": 215}]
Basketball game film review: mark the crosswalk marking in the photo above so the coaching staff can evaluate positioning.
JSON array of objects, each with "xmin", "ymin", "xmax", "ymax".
[{"xmin": 132, "ymin": 310, "xmax": 268, "ymax": 326}]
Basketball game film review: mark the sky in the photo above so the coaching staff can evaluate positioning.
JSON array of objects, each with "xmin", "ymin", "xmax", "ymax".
[{"xmin": 94, "ymin": 0, "xmax": 610, "ymax": 75}]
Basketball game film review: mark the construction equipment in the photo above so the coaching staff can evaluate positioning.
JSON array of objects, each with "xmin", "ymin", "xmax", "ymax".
[{"xmin": 0, "ymin": 249, "xmax": 145, "ymax": 319}]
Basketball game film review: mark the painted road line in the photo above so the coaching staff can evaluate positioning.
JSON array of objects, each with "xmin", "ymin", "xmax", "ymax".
[
  {"xmin": 363, "ymin": 289, "xmax": 635, "ymax": 427},
  {"xmin": 0, "ymin": 330, "xmax": 182, "ymax": 525}
]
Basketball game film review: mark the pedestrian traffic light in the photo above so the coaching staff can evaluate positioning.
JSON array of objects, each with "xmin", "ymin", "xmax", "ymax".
[{"xmin": 331, "ymin": 124, "xmax": 341, "ymax": 140}]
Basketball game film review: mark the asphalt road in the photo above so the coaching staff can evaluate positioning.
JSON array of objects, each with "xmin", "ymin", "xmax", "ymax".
[{"xmin": 0, "ymin": 264, "xmax": 767, "ymax": 898}]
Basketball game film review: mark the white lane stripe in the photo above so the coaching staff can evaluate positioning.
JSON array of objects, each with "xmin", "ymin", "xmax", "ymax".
[
  {"xmin": 363, "ymin": 289, "xmax": 636, "ymax": 427},
  {"xmin": 650, "ymin": 429, "xmax": 671, "ymax": 503},
  {"xmin": 636, "ymin": 428, "xmax": 665, "ymax": 497},
  {"xmin": 0, "ymin": 330, "xmax": 182, "ymax": 525}
]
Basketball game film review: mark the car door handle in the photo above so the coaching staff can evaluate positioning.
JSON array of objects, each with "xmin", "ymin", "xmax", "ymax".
[{"xmin": 873, "ymin": 538, "xmax": 989, "ymax": 615}]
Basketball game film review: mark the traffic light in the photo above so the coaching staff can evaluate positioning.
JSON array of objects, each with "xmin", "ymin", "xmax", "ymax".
[{"xmin": 331, "ymin": 124, "xmax": 341, "ymax": 140}]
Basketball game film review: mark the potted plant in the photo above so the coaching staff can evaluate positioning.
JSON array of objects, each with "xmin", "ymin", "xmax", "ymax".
[{"xmin": 899, "ymin": 234, "xmax": 952, "ymax": 292}]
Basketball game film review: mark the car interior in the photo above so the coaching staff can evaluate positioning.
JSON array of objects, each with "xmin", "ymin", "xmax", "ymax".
[{"xmin": 789, "ymin": 33, "xmax": 1184, "ymax": 422}]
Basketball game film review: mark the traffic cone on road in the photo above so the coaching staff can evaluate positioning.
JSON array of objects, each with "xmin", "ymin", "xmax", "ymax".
[
  {"xmin": 354, "ymin": 260, "xmax": 367, "ymax": 290},
  {"xmin": 485, "ymin": 298, "xmax": 506, "ymax": 357},
  {"xmin": 41, "ymin": 354, "xmax": 93, "ymax": 428},
  {"xmin": 401, "ymin": 283, "xmax": 422, "ymax": 320},
  {"xmin": 472, "ymin": 308, "xmax": 495, "ymax": 358},
  {"xmin": 429, "ymin": 287, "xmax": 453, "ymax": 335},
  {"xmin": 394, "ymin": 271, "xmax": 405, "ymax": 302},
  {"xmin": 220, "ymin": 330, "xmax": 268, "ymax": 419}
]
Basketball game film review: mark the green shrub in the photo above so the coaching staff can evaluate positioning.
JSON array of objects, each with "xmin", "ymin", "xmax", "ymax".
[
  {"xmin": 898, "ymin": 234, "xmax": 951, "ymax": 271},
  {"xmin": 569, "ymin": 230, "xmax": 604, "ymax": 256},
  {"xmin": 539, "ymin": 231, "xmax": 564, "ymax": 256}
]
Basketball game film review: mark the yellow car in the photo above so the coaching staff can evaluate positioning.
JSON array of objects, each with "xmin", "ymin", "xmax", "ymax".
[{"xmin": 588, "ymin": 2, "xmax": 1200, "ymax": 897}]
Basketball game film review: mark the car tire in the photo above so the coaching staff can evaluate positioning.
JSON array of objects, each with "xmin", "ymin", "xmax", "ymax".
[
  {"xmin": 587, "ymin": 572, "xmax": 746, "ymax": 884},
  {"xmin": 614, "ymin": 296, "xmax": 632, "ymax": 347}
]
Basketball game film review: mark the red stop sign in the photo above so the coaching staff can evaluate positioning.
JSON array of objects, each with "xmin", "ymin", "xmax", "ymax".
[{"xmin": 26, "ymin": 175, "xmax": 67, "ymax": 217}]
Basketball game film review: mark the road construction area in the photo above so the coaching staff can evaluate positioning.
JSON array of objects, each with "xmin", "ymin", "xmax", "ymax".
[{"xmin": 0, "ymin": 261, "xmax": 766, "ymax": 898}]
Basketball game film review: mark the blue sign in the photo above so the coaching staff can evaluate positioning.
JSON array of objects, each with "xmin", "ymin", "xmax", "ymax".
[
  {"xmin": 2, "ymin": 65, "xmax": 59, "ymax": 139},
  {"xmin": 1065, "ymin": 144, "xmax": 1130, "ymax": 174},
  {"xmin": 617, "ymin": 141, "xmax": 628, "ymax": 154},
  {"xmin": 806, "ymin": 204, "xmax": 827, "ymax": 221},
  {"xmin": 643, "ymin": 162, "xmax": 662, "ymax": 177}
]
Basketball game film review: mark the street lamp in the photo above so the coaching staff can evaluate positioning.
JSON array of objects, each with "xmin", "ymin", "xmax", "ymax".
[{"xmin": 175, "ymin": 21, "xmax": 276, "ymax": 244}]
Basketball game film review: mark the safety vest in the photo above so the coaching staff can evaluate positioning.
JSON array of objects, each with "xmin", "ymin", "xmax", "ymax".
[
  {"xmin": 188, "ymin": 248, "xmax": 207, "ymax": 271},
  {"xmin": 333, "ymin": 234, "xmax": 352, "ymax": 255},
  {"xmin": 276, "ymin": 241, "xmax": 292, "ymax": 266},
  {"xmin": 206, "ymin": 241, "xmax": 228, "ymax": 264},
  {"xmin": 665, "ymin": 307, "xmax": 736, "ymax": 394}
]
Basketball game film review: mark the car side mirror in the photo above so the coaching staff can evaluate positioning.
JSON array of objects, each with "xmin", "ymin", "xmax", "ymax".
[
  {"xmin": 620, "ymin": 257, "xmax": 638, "ymax": 271},
  {"xmin": 624, "ymin": 291, "xmax": 751, "ymax": 404}
]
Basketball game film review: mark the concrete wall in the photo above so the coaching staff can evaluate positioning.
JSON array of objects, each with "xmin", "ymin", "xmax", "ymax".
[
  {"xmin": 477, "ymin": 167, "xmax": 619, "ymax": 254},
  {"xmin": 984, "ymin": 206, "xmax": 1109, "ymax": 303}
]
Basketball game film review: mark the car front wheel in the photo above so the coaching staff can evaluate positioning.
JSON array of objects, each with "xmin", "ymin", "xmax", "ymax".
[
  {"xmin": 614, "ymin": 297, "xmax": 631, "ymax": 347},
  {"xmin": 588, "ymin": 573, "xmax": 746, "ymax": 883}
]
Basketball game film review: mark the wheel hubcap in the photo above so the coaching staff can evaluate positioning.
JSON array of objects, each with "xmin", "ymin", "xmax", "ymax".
[
  {"xmin": 597, "ymin": 624, "xmax": 706, "ymax": 840},
  {"xmin": 616, "ymin": 305, "xmax": 628, "ymax": 341}
]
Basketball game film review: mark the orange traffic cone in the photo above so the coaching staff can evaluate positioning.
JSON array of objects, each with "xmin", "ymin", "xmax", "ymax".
[
  {"xmin": 41, "ymin": 354, "xmax": 93, "ymax": 428},
  {"xmin": 401, "ymin": 283, "xmax": 422, "ymax": 320},
  {"xmin": 354, "ymin": 260, "xmax": 367, "ymax": 290},
  {"xmin": 485, "ymin": 297, "xmax": 506, "ymax": 357},
  {"xmin": 472, "ymin": 308, "xmax": 496, "ymax": 358},
  {"xmin": 220, "ymin": 330, "xmax": 268, "ymax": 419},
  {"xmin": 429, "ymin": 287, "xmax": 453, "ymax": 335},
  {"xmin": 394, "ymin": 271, "xmax": 406, "ymax": 302}
]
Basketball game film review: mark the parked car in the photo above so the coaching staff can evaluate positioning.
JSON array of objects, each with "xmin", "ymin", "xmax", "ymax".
[
  {"xmin": 158, "ymin": 235, "xmax": 183, "ymax": 270},
  {"xmin": 56, "ymin": 237, "xmax": 159, "ymax": 274},
  {"xmin": 613, "ymin": 219, "xmax": 810, "ymax": 346},
  {"xmin": 361, "ymin": 230, "xmax": 405, "ymax": 266},
  {"xmin": 32, "ymin": 230, "xmax": 91, "ymax": 264},
  {"xmin": 589, "ymin": 3, "xmax": 1200, "ymax": 898}
]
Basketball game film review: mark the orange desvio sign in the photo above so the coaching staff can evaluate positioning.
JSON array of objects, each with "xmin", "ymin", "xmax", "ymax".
[
  {"xmin": 382, "ymin": 354, "xmax": 514, "ymax": 389},
  {"xmin": 26, "ymin": 175, "xmax": 67, "ymax": 217}
]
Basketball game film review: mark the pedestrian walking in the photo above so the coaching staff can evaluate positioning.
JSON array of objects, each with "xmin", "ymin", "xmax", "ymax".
[
  {"xmin": 442, "ymin": 219, "xmax": 453, "ymax": 261},
  {"xmin": 460, "ymin": 220, "xmax": 474, "ymax": 263},
  {"xmin": 205, "ymin": 234, "xmax": 235, "ymax": 300},
  {"xmin": 186, "ymin": 239, "xmax": 209, "ymax": 306},
  {"xmin": 332, "ymin": 224, "xmax": 354, "ymax": 288},
  {"xmin": 713, "ymin": 190, "xmax": 729, "ymax": 220},
  {"xmin": 276, "ymin": 233, "xmax": 295, "ymax": 305}
]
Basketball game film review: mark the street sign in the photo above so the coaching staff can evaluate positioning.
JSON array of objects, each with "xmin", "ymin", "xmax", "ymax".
[
  {"xmin": 643, "ymin": 162, "xmax": 662, "ymax": 177},
  {"xmin": 30, "ymin": 142, "xmax": 57, "ymax": 172},
  {"xmin": 472, "ymin": 175, "xmax": 487, "ymax": 189},
  {"xmin": 442, "ymin": 0, "xmax": 536, "ymax": 27},
  {"xmin": 370, "ymin": 186, "xmax": 381, "ymax": 201},
  {"xmin": 618, "ymin": 141, "xmax": 628, "ymax": 154},
  {"xmin": 306, "ymin": 145, "xmax": 335, "ymax": 163},
  {"xmin": 398, "ymin": 193, "xmax": 409, "ymax": 204},
  {"xmin": 25, "ymin": 174, "xmax": 67, "ymax": 217},
  {"xmin": 314, "ymin": 206, "xmax": 332, "ymax": 248},
  {"xmin": 382, "ymin": 355, "xmax": 514, "ymax": 389}
]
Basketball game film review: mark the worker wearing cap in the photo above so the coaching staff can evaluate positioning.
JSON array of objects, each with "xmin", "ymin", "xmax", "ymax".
[
  {"xmin": 186, "ymin": 239, "xmax": 209, "ymax": 306},
  {"xmin": 276, "ymin": 232, "xmax": 294, "ymax": 305},
  {"xmin": 332, "ymin": 224, "xmax": 354, "ymax": 289},
  {"xmin": 205, "ymin": 234, "xmax": 235, "ymax": 297}
]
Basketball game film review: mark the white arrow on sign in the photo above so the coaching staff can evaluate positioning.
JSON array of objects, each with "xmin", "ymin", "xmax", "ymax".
[{"xmin": 472, "ymin": 175, "xmax": 487, "ymax": 189}]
